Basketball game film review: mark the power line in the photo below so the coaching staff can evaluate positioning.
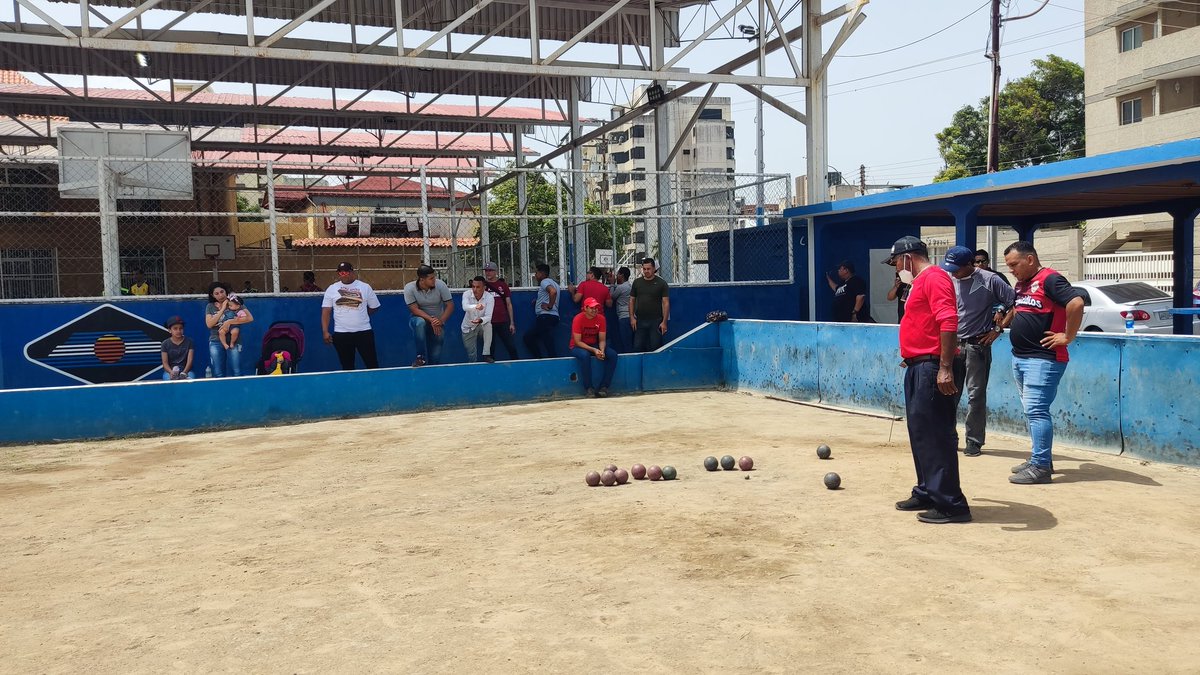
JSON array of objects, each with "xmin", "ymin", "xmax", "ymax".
[{"xmin": 837, "ymin": 0, "xmax": 991, "ymax": 57}]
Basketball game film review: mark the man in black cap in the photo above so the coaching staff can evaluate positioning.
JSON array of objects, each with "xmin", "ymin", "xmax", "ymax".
[
  {"xmin": 320, "ymin": 262, "xmax": 381, "ymax": 370},
  {"xmin": 885, "ymin": 236, "xmax": 971, "ymax": 524}
]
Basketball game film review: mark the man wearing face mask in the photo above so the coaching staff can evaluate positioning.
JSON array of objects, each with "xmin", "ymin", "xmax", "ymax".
[{"xmin": 885, "ymin": 236, "xmax": 972, "ymax": 525}]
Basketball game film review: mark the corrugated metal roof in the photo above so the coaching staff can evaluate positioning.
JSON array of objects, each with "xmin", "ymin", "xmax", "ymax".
[
  {"xmin": 96, "ymin": 0, "xmax": 707, "ymax": 46},
  {"xmin": 292, "ymin": 237, "xmax": 478, "ymax": 248},
  {"xmin": 0, "ymin": 34, "xmax": 587, "ymax": 100}
]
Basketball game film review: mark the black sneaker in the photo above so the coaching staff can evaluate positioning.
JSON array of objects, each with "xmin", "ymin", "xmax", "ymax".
[
  {"xmin": 1009, "ymin": 465, "xmax": 1052, "ymax": 485},
  {"xmin": 597, "ymin": 387, "xmax": 609, "ymax": 398},
  {"xmin": 916, "ymin": 509, "xmax": 972, "ymax": 524},
  {"xmin": 412, "ymin": 355, "xmax": 426, "ymax": 368},
  {"xmin": 584, "ymin": 387, "xmax": 595, "ymax": 398},
  {"xmin": 484, "ymin": 355, "xmax": 496, "ymax": 363},
  {"xmin": 1011, "ymin": 459, "xmax": 1054, "ymax": 474},
  {"xmin": 895, "ymin": 497, "xmax": 929, "ymax": 511},
  {"xmin": 964, "ymin": 443, "xmax": 982, "ymax": 457}
]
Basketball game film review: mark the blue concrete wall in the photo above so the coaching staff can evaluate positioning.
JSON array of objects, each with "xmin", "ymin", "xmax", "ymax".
[
  {"xmin": 0, "ymin": 281, "xmax": 796, "ymax": 390},
  {"xmin": 0, "ymin": 322, "xmax": 726, "ymax": 444}
]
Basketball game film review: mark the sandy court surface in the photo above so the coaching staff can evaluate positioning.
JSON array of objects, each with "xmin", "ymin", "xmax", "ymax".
[{"xmin": 2, "ymin": 391, "xmax": 1199, "ymax": 674}]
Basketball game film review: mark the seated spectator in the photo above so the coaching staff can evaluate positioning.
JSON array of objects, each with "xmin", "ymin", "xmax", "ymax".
[
  {"xmin": 461, "ymin": 276, "xmax": 495, "ymax": 363},
  {"xmin": 299, "ymin": 271, "xmax": 321, "ymax": 292},
  {"xmin": 405, "ymin": 264, "xmax": 455, "ymax": 366},
  {"xmin": 161, "ymin": 315, "xmax": 195, "ymax": 380},
  {"xmin": 570, "ymin": 297, "xmax": 617, "ymax": 398}
]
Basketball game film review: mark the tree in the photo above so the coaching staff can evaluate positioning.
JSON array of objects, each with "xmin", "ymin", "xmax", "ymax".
[
  {"xmin": 935, "ymin": 55, "xmax": 1084, "ymax": 182},
  {"xmin": 481, "ymin": 171, "xmax": 632, "ymax": 279}
]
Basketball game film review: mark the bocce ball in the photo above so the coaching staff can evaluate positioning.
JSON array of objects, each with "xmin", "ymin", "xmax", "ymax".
[
  {"xmin": 662, "ymin": 465, "xmax": 677, "ymax": 481},
  {"xmin": 704, "ymin": 456, "xmax": 719, "ymax": 471},
  {"xmin": 585, "ymin": 471, "xmax": 601, "ymax": 487},
  {"xmin": 600, "ymin": 470, "xmax": 616, "ymax": 487},
  {"xmin": 614, "ymin": 468, "xmax": 629, "ymax": 485},
  {"xmin": 647, "ymin": 465, "xmax": 663, "ymax": 481},
  {"xmin": 720, "ymin": 455, "xmax": 736, "ymax": 471},
  {"xmin": 817, "ymin": 444, "xmax": 832, "ymax": 460},
  {"xmin": 823, "ymin": 472, "xmax": 841, "ymax": 490},
  {"xmin": 631, "ymin": 464, "xmax": 647, "ymax": 480},
  {"xmin": 738, "ymin": 456, "xmax": 754, "ymax": 471}
]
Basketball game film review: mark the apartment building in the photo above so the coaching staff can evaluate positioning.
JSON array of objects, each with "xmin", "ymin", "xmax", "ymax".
[{"xmin": 1083, "ymin": 0, "xmax": 1200, "ymax": 259}]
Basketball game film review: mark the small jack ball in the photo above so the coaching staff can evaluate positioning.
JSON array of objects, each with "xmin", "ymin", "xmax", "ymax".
[
  {"xmin": 703, "ymin": 456, "xmax": 719, "ymax": 471},
  {"xmin": 647, "ymin": 465, "xmax": 663, "ymax": 481},
  {"xmin": 604, "ymin": 464, "xmax": 619, "ymax": 473},
  {"xmin": 817, "ymin": 444, "xmax": 832, "ymax": 460},
  {"xmin": 720, "ymin": 455, "xmax": 736, "ymax": 470},
  {"xmin": 738, "ymin": 456, "xmax": 753, "ymax": 471},
  {"xmin": 600, "ymin": 470, "xmax": 616, "ymax": 486},
  {"xmin": 661, "ymin": 465, "xmax": 677, "ymax": 481},
  {"xmin": 614, "ymin": 468, "xmax": 629, "ymax": 484},
  {"xmin": 585, "ymin": 471, "xmax": 601, "ymax": 487},
  {"xmin": 823, "ymin": 472, "xmax": 841, "ymax": 490},
  {"xmin": 631, "ymin": 464, "xmax": 647, "ymax": 480}
]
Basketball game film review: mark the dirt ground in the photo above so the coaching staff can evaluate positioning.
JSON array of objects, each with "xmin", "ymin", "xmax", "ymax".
[{"xmin": 2, "ymin": 391, "xmax": 1199, "ymax": 674}]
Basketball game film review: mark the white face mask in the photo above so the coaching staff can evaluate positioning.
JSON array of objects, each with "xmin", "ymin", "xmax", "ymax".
[{"xmin": 897, "ymin": 255, "xmax": 915, "ymax": 285}]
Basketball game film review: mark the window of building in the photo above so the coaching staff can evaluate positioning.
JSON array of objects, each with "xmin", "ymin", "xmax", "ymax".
[
  {"xmin": 632, "ymin": 169, "xmax": 646, "ymax": 181},
  {"xmin": 120, "ymin": 247, "xmax": 167, "ymax": 294},
  {"xmin": 428, "ymin": 256, "xmax": 449, "ymax": 270},
  {"xmin": 631, "ymin": 146, "xmax": 646, "ymax": 160},
  {"xmin": 612, "ymin": 151, "xmax": 629, "ymax": 164},
  {"xmin": 613, "ymin": 193, "xmax": 631, "ymax": 206},
  {"xmin": 631, "ymin": 189, "xmax": 647, "ymax": 202},
  {"xmin": 614, "ymin": 173, "xmax": 630, "ymax": 185},
  {"xmin": 631, "ymin": 125, "xmax": 645, "ymax": 138},
  {"xmin": 699, "ymin": 108, "xmax": 722, "ymax": 120},
  {"xmin": 1, "ymin": 248, "xmax": 58, "ymax": 299},
  {"xmin": 1120, "ymin": 98, "xmax": 1143, "ymax": 125},
  {"xmin": 682, "ymin": 149, "xmax": 691, "ymax": 155},
  {"xmin": 726, "ymin": 126, "xmax": 735, "ymax": 140},
  {"xmin": 1120, "ymin": 25, "xmax": 1143, "ymax": 52},
  {"xmin": 726, "ymin": 147, "xmax": 736, "ymax": 160}
]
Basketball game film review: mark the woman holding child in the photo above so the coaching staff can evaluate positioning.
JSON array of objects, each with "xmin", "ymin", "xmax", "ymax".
[{"xmin": 204, "ymin": 281, "xmax": 254, "ymax": 377}]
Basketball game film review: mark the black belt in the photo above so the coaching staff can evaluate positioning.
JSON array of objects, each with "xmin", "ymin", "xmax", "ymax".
[
  {"xmin": 962, "ymin": 334, "xmax": 992, "ymax": 345},
  {"xmin": 902, "ymin": 354, "xmax": 939, "ymax": 367}
]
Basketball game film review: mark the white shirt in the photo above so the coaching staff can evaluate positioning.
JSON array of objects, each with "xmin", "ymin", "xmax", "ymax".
[
  {"xmin": 321, "ymin": 279, "xmax": 381, "ymax": 332},
  {"xmin": 461, "ymin": 289, "xmax": 495, "ymax": 332}
]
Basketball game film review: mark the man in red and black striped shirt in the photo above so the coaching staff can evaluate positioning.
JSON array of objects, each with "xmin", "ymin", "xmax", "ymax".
[
  {"xmin": 1001, "ymin": 241, "xmax": 1084, "ymax": 485},
  {"xmin": 886, "ymin": 236, "xmax": 972, "ymax": 525}
]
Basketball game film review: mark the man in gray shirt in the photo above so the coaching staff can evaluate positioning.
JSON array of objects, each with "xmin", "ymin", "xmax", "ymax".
[
  {"xmin": 523, "ymin": 262, "xmax": 560, "ymax": 358},
  {"xmin": 404, "ymin": 264, "xmax": 455, "ymax": 366},
  {"xmin": 941, "ymin": 246, "xmax": 1016, "ymax": 457},
  {"xmin": 609, "ymin": 266, "xmax": 633, "ymax": 353}
]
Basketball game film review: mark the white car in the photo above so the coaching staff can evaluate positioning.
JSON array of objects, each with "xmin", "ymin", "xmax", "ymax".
[{"xmin": 1074, "ymin": 280, "xmax": 1197, "ymax": 335}]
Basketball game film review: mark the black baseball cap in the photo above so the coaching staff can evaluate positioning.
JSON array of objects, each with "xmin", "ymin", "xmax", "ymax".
[
  {"xmin": 882, "ymin": 236, "xmax": 927, "ymax": 265},
  {"xmin": 336, "ymin": 262, "xmax": 354, "ymax": 273}
]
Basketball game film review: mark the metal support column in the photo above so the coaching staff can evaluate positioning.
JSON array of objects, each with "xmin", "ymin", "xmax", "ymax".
[
  {"xmin": 570, "ymin": 83, "xmax": 587, "ymax": 282},
  {"xmin": 449, "ymin": 176, "xmax": 460, "ymax": 285},
  {"xmin": 952, "ymin": 204, "xmax": 979, "ymax": 251},
  {"xmin": 1171, "ymin": 207, "xmax": 1198, "ymax": 335},
  {"xmin": 755, "ymin": 0, "xmax": 766, "ymax": 220},
  {"xmin": 803, "ymin": 1, "xmax": 827, "ymax": 206},
  {"xmin": 515, "ymin": 130, "xmax": 530, "ymax": 286},
  {"xmin": 419, "ymin": 166, "xmax": 431, "ymax": 264},
  {"xmin": 651, "ymin": 1, "xmax": 673, "ymax": 280},
  {"xmin": 479, "ymin": 164, "xmax": 490, "ymax": 265},
  {"xmin": 266, "ymin": 160, "xmax": 280, "ymax": 293},
  {"xmin": 555, "ymin": 169, "xmax": 566, "ymax": 282},
  {"xmin": 97, "ymin": 158, "xmax": 121, "ymax": 298}
]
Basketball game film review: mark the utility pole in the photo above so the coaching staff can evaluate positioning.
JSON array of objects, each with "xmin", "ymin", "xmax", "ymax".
[
  {"xmin": 985, "ymin": 0, "xmax": 1001, "ymax": 174},
  {"xmin": 859, "ymin": 164, "xmax": 867, "ymax": 196}
]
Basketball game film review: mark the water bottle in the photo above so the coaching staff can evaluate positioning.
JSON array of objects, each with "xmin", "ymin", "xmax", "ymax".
[
  {"xmin": 1124, "ymin": 316, "xmax": 1135, "ymax": 335},
  {"xmin": 205, "ymin": 365, "xmax": 213, "ymax": 378}
]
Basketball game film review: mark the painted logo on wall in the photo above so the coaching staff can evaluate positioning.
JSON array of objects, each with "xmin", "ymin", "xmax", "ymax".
[{"xmin": 24, "ymin": 304, "xmax": 169, "ymax": 384}]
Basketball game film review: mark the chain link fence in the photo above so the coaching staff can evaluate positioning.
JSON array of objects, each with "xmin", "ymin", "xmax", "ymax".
[{"xmin": 0, "ymin": 155, "xmax": 792, "ymax": 299}]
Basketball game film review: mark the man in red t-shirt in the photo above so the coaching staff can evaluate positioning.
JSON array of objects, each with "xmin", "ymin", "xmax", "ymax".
[
  {"xmin": 884, "ymin": 236, "xmax": 972, "ymax": 524},
  {"xmin": 483, "ymin": 262, "xmax": 519, "ymax": 360},
  {"xmin": 570, "ymin": 267, "xmax": 613, "ymax": 311},
  {"xmin": 570, "ymin": 297, "xmax": 618, "ymax": 398}
]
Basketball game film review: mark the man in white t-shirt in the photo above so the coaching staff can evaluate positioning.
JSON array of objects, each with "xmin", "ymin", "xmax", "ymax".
[
  {"xmin": 461, "ymin": 276, "xmax": 495, "ymax": 363},
  {"xmin": 321, "ymin": 262, "xmax": 382, "ymax": 370}
]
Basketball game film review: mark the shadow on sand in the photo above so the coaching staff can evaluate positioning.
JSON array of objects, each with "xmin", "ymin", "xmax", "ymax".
[{"xmin": 970, "ymin": 498, "xmax": 1057, "ymax": 532}]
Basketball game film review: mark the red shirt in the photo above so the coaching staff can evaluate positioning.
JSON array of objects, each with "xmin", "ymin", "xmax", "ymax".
[
  {"xmin": 575, "ymin": 279, "xmax": 611, "ymax": 308},
  {"xmin": 1011, "ymin": 267, "xmax": 1078, "ymax": 363},
  {"xmin": 484, "ymin": 278, "xmax": 511, "ymax": 324},
  {"xmin": 899, "ymin": 265, "xmax": 958, "ymax": 359},
  {"xmin": 570, "ymin": 312, "xmax": 607, "ymax": 349}
]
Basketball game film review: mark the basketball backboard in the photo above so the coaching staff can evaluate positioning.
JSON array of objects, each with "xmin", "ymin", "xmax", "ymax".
[
  {"xmin": 188, "ymin": 236, "xmax": 235, "ymax": 261},
  {"xmin": 58, "ymin": 128, "xmax": 193, "ymax": 200}
]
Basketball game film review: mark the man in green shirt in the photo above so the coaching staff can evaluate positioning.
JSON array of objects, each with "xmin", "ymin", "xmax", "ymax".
[{"xmin": 629, "ymin": 257, "xmax": 670, "ymax": 352}]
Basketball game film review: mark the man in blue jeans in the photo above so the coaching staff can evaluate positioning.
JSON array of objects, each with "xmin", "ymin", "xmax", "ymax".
[
  {"xmin": 1000, "ymin": 241, "xmax": 1084, "ymax": 485},
  {"xmin": 523, "ymin": 263, "xmax": 560, "ymax": 358},
  {"xmin": 404, "ymin": 264, "xmax": 455, "ymax": 366}
]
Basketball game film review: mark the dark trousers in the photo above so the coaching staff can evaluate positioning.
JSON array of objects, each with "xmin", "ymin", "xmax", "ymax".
[
  {"xmin": 905, "ymin": 360, "xmax": 969, "ymax": 514},
  {"xmin": 488, "ymin": 322, "xmax": 520, "ymax": 360},
  {"xmin": 332, "ymin": 329, "xmax": 379, "ymax": 370},
  {"xmin": 633, "ymin": 317, "xmax": 664, "ymax": 352},
  {"xmin": 954, "ymin": 342, "xmax": 993, "ymax": 449},
  {"xmin": 613, "ymin": 317, "xmax": 634, "ymax": 354},
  {"xmin": 523, "ymin": 314, "xmax": 560, "ymax": 358}
]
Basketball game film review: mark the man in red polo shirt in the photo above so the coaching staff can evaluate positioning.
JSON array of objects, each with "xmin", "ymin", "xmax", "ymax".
[{"xmin": 884, "ymin": 236, "xmax": 972, "ymax": 524}]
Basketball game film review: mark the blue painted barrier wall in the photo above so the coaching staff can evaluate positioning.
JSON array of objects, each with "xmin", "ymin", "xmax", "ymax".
[{"xmin": 0, "ymin": 281, "xmax": 796, "ymax": 390}]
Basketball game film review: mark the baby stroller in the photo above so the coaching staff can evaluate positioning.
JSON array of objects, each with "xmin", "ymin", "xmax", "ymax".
[{"xmin": 256, "ymin": 321, "xmax": 305, "ymax": 375}]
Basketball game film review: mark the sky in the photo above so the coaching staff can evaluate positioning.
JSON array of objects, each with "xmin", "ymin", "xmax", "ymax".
[{"xmin": 1, "ymin": 0, "xmax": 1088, "ymax": 186}]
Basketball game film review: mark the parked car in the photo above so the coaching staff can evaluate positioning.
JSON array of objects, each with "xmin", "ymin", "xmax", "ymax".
[
  {"xmin": 1194, "ymin": 279, "xmax": 1200, "ymax": 307},
  {"xmin": 1073, "ymin": 280, "xmax": 1198, "ymax": 335}
]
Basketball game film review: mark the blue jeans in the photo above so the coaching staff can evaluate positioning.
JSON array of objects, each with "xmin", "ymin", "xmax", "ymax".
[
  {"xmin": 613, "ymin": 317, "xmax": 634, "ymax": 354},
  {"xmin": 208, "ymin": 340, "xmax": 244, "ymax": 377},
  {"xmin": 409, "ymin": 316, "xmax": 445, "ymax": 365},
  {"xmin": 1012, "ymin": 356, "xmax": 1068, "ymax": 468},
  {"xmin": 633, "ymin": 318, "xmax": 664, "ymax": 352},
  {"xmin": 571, "ymin": 346, "xmax": 617, "ymax": 391},
  {"xmin": 162, "ymin": 371, "xmax": 196, "ymax": 380}
]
